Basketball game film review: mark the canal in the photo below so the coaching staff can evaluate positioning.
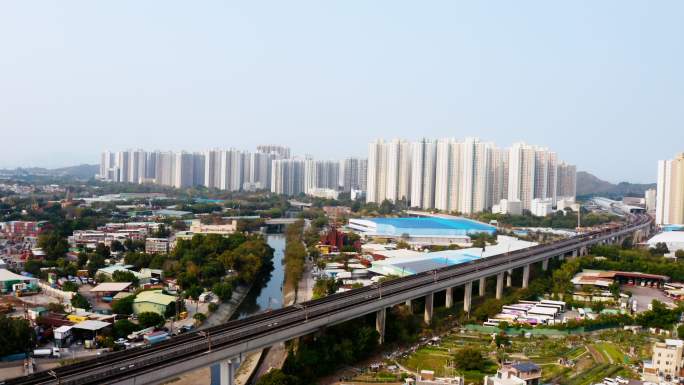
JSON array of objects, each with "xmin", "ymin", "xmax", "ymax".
[{"xmin": 210, "ymin": 234, "xmax": 286, "ymax": 384}]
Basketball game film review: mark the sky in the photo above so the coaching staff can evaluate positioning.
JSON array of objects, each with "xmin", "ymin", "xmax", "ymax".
[{"xmin": 1, "ymin": 1, "xmax": 682, "ymax": 183}]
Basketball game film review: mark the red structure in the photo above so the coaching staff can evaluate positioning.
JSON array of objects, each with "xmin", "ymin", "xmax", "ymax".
[
  {"xmin": 2, "ymin": 221, "xmax": 46, "ymax": 238},
  {"xmin": 321, "ymin": 227, "xmax": 346, "ymax": 250}
]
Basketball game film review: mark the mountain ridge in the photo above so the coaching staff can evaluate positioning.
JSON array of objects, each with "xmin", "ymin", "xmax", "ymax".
[
  {"xmin": 577, "ymin": 171, "xmax": 655, "ymax": 198},
  {"xmin": 0, "ymin": 164, "xmax": 98, "ymax": 180}
]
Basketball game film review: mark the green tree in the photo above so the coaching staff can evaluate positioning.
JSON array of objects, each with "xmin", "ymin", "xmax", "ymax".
[
  {"xmin": 378, "ymin": 199, "xmax": 395, "ymax": 215},
  {"xmin": 650, "ymin": 242, "xmax": 670, "ymax": 256},
  {"xmin": 255, "ymin": 369, "xmax": 302, "ymax": 385},
  {"xmin": 71, "ymin": 293, "xmax": 91, "ymax": 310},
  {"xmin": 111, "ymin": 270, "xmax": 139, "ymax": 286},
  {"xmin": 0, "ymin": 316, "xmax": 36, "ymax": 356},
  {"xmin": 93, "ymin": 243, "xmax": 111, "ymax": 259},
  {"xmin": 47, "ymin": 302, "xmax": 66, "ymax": 313},
  {"xmin": 185, "ymin": 285, "xmax": 203, "ymax": 301},
  {"xmin": 61, "ymin": 281, "xmax": 79, "ymax": 292},
  {"xmin": 112, "ymin": 319, "xmax": 140, "ymax": 339},
  {"xmin": 193, "ymin": 312, "xmax": 207, "ymax": 323},
  {"xmin": 312, "ymin": 277, "xmax": 339, "ymax": 299},
  {"xmin": 473, "ymin": 298, "xmax": 504, "ymax": 321},
  {"xmin": 396, "ymin": 240, "xmax": 410, "ymax": 250},
  {"xmin": 110, "ymin": 240, "xmax": 125, "ymax": 253},
  {"xmin": 87, "ymin": 254, "xmax": 106, "ymax": 276},
  {"xmin": 676, "ymin": 250, "xmax": 684, "ymax": 260},
  {"xmin": 551, "ymin": 259, "xmax": 581, "ymax": 297},
  {"xmin": 137, "ymin": 312, "xmax": 165, "ymax": 328},
  {"xmin": 111, "ymin": 295, "xmax": 135, "ymax": 315},
  {"xmin": 37, "ymin": 232, "xmax": 69, "ymax": 260},
  {"xmin": 494, "ymin": 333, "xmax": 510, "ymax": 348},
  {"xmin": 23, "ymin": 259, "xmax": 43, "ymax": 276},
  {"xmin": 453, "ymin": 346, "xmax": 486, "ymax": 371},
  {"xmin": 211, "ymin": 281, "xmax": 233, "ymax": 302},
  {"xmin": 636, "ymin": 300, "xmax": 679, "ymax": 329},
  {"xmin": 608, "ymin": 281, "xmax": 621, "ymax": 299}
]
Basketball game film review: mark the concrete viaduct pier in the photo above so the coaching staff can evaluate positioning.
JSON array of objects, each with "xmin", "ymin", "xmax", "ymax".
[{"xmin": 7, "ymin": 216, "xmax": 651, "ymax": 385}]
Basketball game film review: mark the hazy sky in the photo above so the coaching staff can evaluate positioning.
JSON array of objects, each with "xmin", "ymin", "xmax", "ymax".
[{"xmin": 1, "ymin": 1, "xmax": 682, "ymax": 183}]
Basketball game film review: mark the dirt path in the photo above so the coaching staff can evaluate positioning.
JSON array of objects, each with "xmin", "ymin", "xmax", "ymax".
[{"xmin": 587, "ymin": 345, "xmax": 605, "ymax": 363}]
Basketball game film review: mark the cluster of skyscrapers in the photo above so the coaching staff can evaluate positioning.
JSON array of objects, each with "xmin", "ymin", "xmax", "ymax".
[
  {"xmin": 99, "ymin": 138, "xmax": 578, "ymax": 216},
  {"xmin": 656, "ymin": 153, "xmax": 684, "ymax": 225},
  {"xmin": 99, "ymin": 146, "xmax": 368, "ymax": 197},
  {"xmin": 366, "ymin": 138, "xmax": 577, "ymax": 214}
]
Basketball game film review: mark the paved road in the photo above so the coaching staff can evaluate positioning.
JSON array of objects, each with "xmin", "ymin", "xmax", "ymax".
[{"xmin": 624, "ymin": 285, "xmax": 675, "ymax": 312}]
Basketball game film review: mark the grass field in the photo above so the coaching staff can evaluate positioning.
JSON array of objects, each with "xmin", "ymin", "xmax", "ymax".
[
  {"xmin": 353, "ymin": 328, "xmax": 649, "ymax": 385},
  {"xmin": 593, "ymin": 342, "xmax": 627, "ymax": 364}
]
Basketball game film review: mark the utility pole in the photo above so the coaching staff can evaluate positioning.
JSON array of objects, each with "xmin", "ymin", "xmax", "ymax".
[
  {"xmin": 198, "ymin": 331, "xmax": 211, "ymax": 352},
  {"xmin": 577, "ymin": 206, "xmax": 581, "ymax": 230}
]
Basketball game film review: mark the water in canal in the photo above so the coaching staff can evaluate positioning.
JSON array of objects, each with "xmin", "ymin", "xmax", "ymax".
[{"xmin": 210, "ymin": 234, "xmax": 286, "ymax": 384}]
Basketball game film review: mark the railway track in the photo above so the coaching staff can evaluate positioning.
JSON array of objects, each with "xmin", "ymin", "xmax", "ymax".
[{"xmin": 3, "ymin": 214, "xmax": 651, "ymax": 385}]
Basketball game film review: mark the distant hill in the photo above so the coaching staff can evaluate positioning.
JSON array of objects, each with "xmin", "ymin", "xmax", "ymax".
[
  {"xmin": 0, "ymin": 164, "xmax": 98, "ymax": 180},
  {"xmin": 577, "ymin": 171, "xmax": 656, "ymax": 198}
]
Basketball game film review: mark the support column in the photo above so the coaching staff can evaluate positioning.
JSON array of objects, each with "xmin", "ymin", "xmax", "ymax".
[
  {"xmin": 506, "ymin": 269, "xmax": 512, "ymax": 287},
  {"xmin": 496, "ymin": 273, "xmax": 504, "ymax": 300},
  {"xmin": 376, "ymin": 308, "xmax": 386, "ymax": 344},
  {"xmin": 463, "ymin": 281, "xmax": 472, "ymax": 313},
  {"xmin": 220, "ymin": 359, "xmax": 236, "ymax": 385},
  {"xmin": 405, "ymin": 299, "xmax": 412, "ymax": 311},
  {"xmin": 445, "ymin": 287, "xmax": 453, "ymax": 309},
  {"xmin": 479, "ymin": 277, "xmax": 486, "ymax": 296},
  {"xmin": 541, "ymin": 259, "xmax": 549, "ymax": 271},
  {"xmin": 572, "ymin": 249, "xmax": 578, "ymax": 257},
  {"xmin": 424, "ymin": 292, "xmax": 434, "ymax": 325},
  {"xmin": 522, "ymin": 264, "xmax": 530, "ymax": 289}
]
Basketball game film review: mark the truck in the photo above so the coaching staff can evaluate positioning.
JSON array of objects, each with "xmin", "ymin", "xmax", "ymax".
[
  {"xmin": 127, "ymin": 326, "xmax": 155, "ymax": 341},
  {"xmin": 32, "ymin": 347, "xmax": 60, "ymax": 358},
  {"xmin": 144, "ymin": 331, "xmax": 169, "ymax": 345}
]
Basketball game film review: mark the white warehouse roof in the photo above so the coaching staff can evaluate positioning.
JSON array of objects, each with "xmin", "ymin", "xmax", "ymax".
[{"xmin": 647, "ymin": 232, "xmax": 684, "ymax": 252}]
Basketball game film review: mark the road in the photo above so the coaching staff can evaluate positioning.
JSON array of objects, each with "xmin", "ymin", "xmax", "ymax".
[{"xmin": 4, "ymin": 215, "xmax": 650, "ymax": 385}]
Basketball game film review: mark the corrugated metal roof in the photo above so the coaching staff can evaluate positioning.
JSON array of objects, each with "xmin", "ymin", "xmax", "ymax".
[
  {"xmin": 134, "ymin": 290, "xmax": 176, "ymax": 305},
  {"xmin": 90, "ymin": 282, "xmax": 132, "ymax": 292}
]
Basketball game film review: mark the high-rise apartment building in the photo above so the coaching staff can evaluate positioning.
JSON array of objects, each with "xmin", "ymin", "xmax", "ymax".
[
  {"xmin": 410, "ymin": 139, "xmax": 436, "ymax": 208},
  {"xmin": 98, "ymin": 138, "xmax": 574, "ymax": 210},
  {"xmin": 219, "ymin": 150, "xmax": 244, "ymax": 192},
  {"xmin": 656, "ymin": 153, "xmax": 684, "ymax": 225},
  {"xmin": 341, "ymin": 157, "xmax": 367, "ymax": 192},
  {"xmin": 203, "ymin": 149, "xmax": 222, "ymax": 189},
  {"xmin": 366, "ymin": 139, "xmax": 386, "ymax": 204},
  {"xmin": 645, "ymin": 188, "xmax": 657, "ymax": 214},
  {"xmin": 127, "ymin": 150, "xmax": 146, "ymax": 184},
  {"xmin": 174, "ymin": 152, "xmax": 195, "ymax": 188},
  {"xmin": 508, "ymin": 142, "xmax": 538, "ymax": 211},
  {"xmin": 271, "ymin": 159, "xmax": 305, "ymax": 196},
  {"xmin": 533, "ymin": 149, "xmax": 558, "ymax": 205},
  {"xmin": 458, "ymin": 138, "xmax": 494, "ymax": 214},
  {"xmin": 99, "ymin": 151, "xmax": 116, "ymax": 181},
  {"xmin": 488, "ymin": 147, "xmax": 509, "ymax": 209},
  {"xmin": 244, "ymin": 151, "xmax": 274, "ymax": 190},
  {"xmin": 365, "ymin": 138, "xmax": 574, "ymax": 215},
  {"xmin": 556, "ymin": 162, "xmax": 577, "ymax": 200}
]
